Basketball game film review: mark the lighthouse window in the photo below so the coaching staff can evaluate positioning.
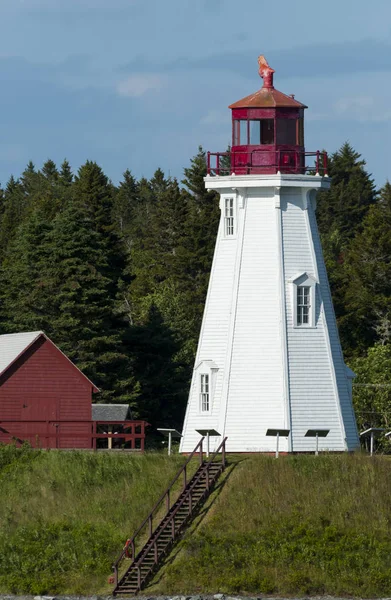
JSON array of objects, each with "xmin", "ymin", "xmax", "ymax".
[
  {"xmin": 225, "ymin": 198, "xmax": 234, "ymax": 236},
  {"xmin": 277, "ymin": 118, "xmax": 297, "ymax": 145},
  {"xmin": 233, "ymin": 120, "xmax": 248, "ymax": 145},
  {"xmin": 249, "ymin": 119, "xmax": 274, "ymax": 145},
  {"xmin": 200, "ymin": 374, "xmax": 210, "ymax": 412},
  {"xmin": 297, "ymin": 286, "xmax": 311, "ymax": 326}
]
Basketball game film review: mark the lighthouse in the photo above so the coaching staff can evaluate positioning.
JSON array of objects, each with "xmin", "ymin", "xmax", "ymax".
[{"xmin": 180, "ymin": 57, "xmax": 359, "ymax": 454}]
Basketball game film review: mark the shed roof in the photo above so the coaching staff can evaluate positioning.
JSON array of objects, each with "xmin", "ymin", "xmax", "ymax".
[
  {"xmin": 229, "ymin": 86, "xmax": 307, "ymax": 109},
  {"xmin": 92, "ymin": 404, "xmax": 133, "ymax": 422},
  {"xmin": 0, "ymin": 330, "xmax": 99, "ymax": 391}
]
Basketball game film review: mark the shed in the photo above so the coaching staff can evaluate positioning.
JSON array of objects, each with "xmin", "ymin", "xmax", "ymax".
[
  {"xmin": 0, "ymin": 331, "xmax": 99, "ymax": 448},
  {"xmin": 92, "ymin": 404, "xmax": 133, "ymax": 422}
]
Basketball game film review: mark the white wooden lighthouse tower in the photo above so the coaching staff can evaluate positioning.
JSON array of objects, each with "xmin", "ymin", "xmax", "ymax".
[{"xmin": 180, "ymin": 57, "xmax": 359, "ymax": 454}]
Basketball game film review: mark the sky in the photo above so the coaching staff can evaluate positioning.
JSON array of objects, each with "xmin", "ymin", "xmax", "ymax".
[{"xmin": 0, "ymin": 0, "xmax": 391, "ymax": 187}]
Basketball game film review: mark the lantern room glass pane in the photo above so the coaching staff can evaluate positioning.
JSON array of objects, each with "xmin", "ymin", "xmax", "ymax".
[
  {"xmin": 239, "ymin": 120, "xmax": 247, "ymax": 144},
  {"xmin": 261, "ymin": 119, "xmax": 274, "ymax": 144},
  {"xmin": 249, "ymin": 120, "xmax": 261, "ymax": 144},
  {"xmin": 248, "ymin": 119, "xmax": 274, "ymax": 145},
  {"xmin": 276, "ymin": 119, "xmax": 297, "ymax": 145}
]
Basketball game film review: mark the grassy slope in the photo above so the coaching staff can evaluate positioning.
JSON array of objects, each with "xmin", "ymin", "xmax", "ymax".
[
  {"xmin": 1, "ymin": 447, "xmax": 391, "ymax": 597},
  {"xmin": 0, "ymin": 444, "xmax": 187, "ymax": 595},
  {"xmin": 157, "ymin": 454, "xmax": 391, "ymax": 598}
]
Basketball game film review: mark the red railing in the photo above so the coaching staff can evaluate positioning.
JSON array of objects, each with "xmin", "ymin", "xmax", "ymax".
[
  {"xmin": 207, "ymin": 149, "xmax": 328, "ymax": 176},
  {"xmin": 0, "ymin": 420, "xmax": 148, "ymax": 450}
]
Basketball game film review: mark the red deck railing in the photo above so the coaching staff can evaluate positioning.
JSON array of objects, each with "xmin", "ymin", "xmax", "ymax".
[
  {"xmin": 0, "ymin": 419, "xmax": 148, "ymax": 450},
  {"xmin": 207, "ymin": 149, "xmax": 328, "ymax": 176}
]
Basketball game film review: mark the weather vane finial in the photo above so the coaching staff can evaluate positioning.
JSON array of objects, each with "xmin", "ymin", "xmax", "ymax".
[{"xmin": 258, "ymin": 55, "xmax": 275, "ymax": 88}]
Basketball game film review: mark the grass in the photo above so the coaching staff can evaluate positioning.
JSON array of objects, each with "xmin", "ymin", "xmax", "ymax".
[
  {"xmin": 1, "ymin": 447, "xmax": 391, "ymax": 597},
  {"xmin": 157, "ymin": 453, "xmax": 391, "ymax": 598},
  {"xmin": 0, "ymin": 444, "xmax": 187, "ymax": 595}
]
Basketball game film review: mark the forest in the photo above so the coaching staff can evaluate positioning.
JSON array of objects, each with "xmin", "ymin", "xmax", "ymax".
[{"xmin": 0, "ymin": 143, "xmax": 390, "ymax": 440}]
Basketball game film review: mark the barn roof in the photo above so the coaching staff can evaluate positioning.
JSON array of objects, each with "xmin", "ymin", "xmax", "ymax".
[
  {"xmin": 0, "ymin": 331, "xmax": 99, "ymax": 391},
  {"xmin": 92, "ymin": 404, "xmax": 133, "ymax": 422}
]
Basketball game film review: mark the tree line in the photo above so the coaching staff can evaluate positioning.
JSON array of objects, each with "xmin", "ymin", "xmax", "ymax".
[{"xmin": 0, "ymin": 143, "xmax": 390, "ymax": 440}]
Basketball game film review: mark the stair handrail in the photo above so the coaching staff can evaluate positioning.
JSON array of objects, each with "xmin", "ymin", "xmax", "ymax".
[
  {"xmin": 131, "ymin": 436, "xmax": 228, "ymax": 570},
  {"xmin": 112, "ymin": 437, "xmax": 205, "ymax": 581}
]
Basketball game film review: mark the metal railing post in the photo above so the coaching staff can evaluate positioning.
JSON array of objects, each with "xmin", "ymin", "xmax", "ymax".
[
  {"xmin": 149, "ymin": 514, "xmax": 153, "ymax": 537},
  {"xmin": 113, "ymin": 566, "xmax": 118, "ymax": 587},
  {"xmin": 316, "ymin": 150, "xmax": 320, "ymax": 175},
  {"xmin": 323, "ymin": 152, "xmax": 328, "ymax": 176},
  {"xmin": 166, "ymin": 489, "xmax": 170, "ymax": 511},
  {"xmin": 137, "ymin": 566, "xmax": 141, "ymax": 589},
  {"xmin": 183, "ymin": 464, "xmax": 187, "ymax": 490},
  {"xmin": 199, "ymin": 439, "xmax": 203, "ymax": 465},
  {"xmin": 222, "ymin": 439, "xmax": 226, "ymax": 468},
  {"xmin": 207, "ymin": 151, "xmax": 211, "ymax": 175}
]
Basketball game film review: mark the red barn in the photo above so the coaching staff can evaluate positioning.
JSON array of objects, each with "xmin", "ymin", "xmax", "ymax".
[{"xmin": 0, "ymin": 331, "xmax": 98, "ymax": 448}]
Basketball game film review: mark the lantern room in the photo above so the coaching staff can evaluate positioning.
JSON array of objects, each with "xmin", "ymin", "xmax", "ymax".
[{"xmin": 207, "ymin": 56, "xmax": 327, "ymax": 176}]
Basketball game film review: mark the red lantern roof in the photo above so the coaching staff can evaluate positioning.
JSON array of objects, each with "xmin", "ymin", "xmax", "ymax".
[
  {"xmin": 229, "ymin": 87, "xmax": 307, "ymax": 109},
  {"xmin": 229, "ymin": 54, "xmax": 307, "ymax": 109}
]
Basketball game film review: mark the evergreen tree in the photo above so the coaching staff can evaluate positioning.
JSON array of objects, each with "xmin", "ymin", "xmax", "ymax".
[
  {"xmin": 123, "ymin": 304, "xmax": 187, "ymax": 428},
  {"xmin": 42, "ymin": 159, "xmax": 59, "ymax": 182},
  {"xmin": 59, "ymin": 160, "xmax": 73, "ymax": 187},
  {"xmin": 0, "ymin": 208, "xmax": 53, "ymax": 331},
  {"xmin": 0, "ymin": 176, "xmax": 27, "ymax": 253},
  {"xmin": 317, "ymin": 142, "xmax": 377, "ymax": 241},
  {"xmin": 112, "ymin": 169, "xmax": 139, "ymax": 235},
  {"xmin": 341, "ymin": 182, "xmax": 391, "ymax": 356},
  {"xmin": 73, "ymin": 161, "xmax": 128, "ymax": 295},
  {"xmin": 43, "ymin": 201, "xmax": 136, "ymax": 404}
]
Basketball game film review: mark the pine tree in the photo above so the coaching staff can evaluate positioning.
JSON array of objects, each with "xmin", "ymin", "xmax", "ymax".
[
  {"xmin": 43, "ymin": 201, "xmax": 136, "ymax": 404},
  {"xmin": 73, "ymin": 161, "xmax": 128, "ymax": 295},
  {"xmin": 0, "ymin": 176, "xmax": 27, "ymax": 252},
  {"xmin": 112, "ymin": 169, "xmax": 139, "ymax": 235},
  {"xmin": 42, "ymin": 159, "xmax": 59, "ymax": 182},
  {"xmin": 59, "ymin": 160, "xmax": 73, "ymax": 187},
  {"xmin": 123, "ymin": 304, "xmax": 187, "ymax": 427},
  {"xmin": 316, "ymin": 142, "xmax": 377, "ymax": 241},
  {"xmin": 0, "ymin": 208, "xmax": 53, "ymax": 332},
  {"xmin": 341, "ymin": 182, "xmax": 391, "ymax": 356}
]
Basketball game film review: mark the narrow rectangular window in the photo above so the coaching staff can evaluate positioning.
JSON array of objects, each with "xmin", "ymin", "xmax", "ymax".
[
  {"xmin": 225, "ymin": 198, "xmax": 234, "ymax": 236},
  {"xmin": 200, "ymin": 374, "xmax": 210, "ymax": 412},
  {"xmin": 297, "ymin": 286, "xmax": 310, "ymax": 325},
  {"xmin": 249, "ymin": 120, "xmax": 261, "ymax": 144},
  {"xmin": 233, "ymin": 120, "xmax": 240, "ymax": 145},
  {"xmin": 239, "ymin": 120, "xmax": 247, "ymax": 144}
]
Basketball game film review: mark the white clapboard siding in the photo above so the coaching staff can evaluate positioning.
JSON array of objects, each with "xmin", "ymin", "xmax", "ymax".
[{"xmin": 180, "ymin": 174, "xmax": 359, "ymax": 453}]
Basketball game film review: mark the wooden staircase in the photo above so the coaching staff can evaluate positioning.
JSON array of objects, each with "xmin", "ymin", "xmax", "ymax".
[{"xmin": 112, "ymin": 437, "xmax": 227, "ymax": 595}]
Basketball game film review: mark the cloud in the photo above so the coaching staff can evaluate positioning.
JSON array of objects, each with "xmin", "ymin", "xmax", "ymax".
[
  {"xmin": 120, "ymin": 39, "xmax": 391, "ymax": 80},
  {"xmin": 334, "ymin": 96, "xmax": 391, "ymax": 122},
  {"xmin": 116, "ymin": 74, "xmax": 164, "ymax": 98}
]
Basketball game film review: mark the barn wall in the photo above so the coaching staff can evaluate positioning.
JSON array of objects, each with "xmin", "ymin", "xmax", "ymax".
[{"xmin": 0, "ymin": 338, "xmax": 93, "ymax": 448}]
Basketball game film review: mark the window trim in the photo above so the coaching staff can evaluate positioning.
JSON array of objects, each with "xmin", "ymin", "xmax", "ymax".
[
  {"xmin": 290, "ymin": 272, "xmax": 318, "ymax": 328},
  {"xmin": 195, "ymin": 360, "xmax": 219, "ymax": 415},
  {"xmin": 200, "ymin": 373, "xmax": 210, "ymax": 412},
  {"xmin": 221, "ymin": 195, "xmax": 236, "ymax": 239}
]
